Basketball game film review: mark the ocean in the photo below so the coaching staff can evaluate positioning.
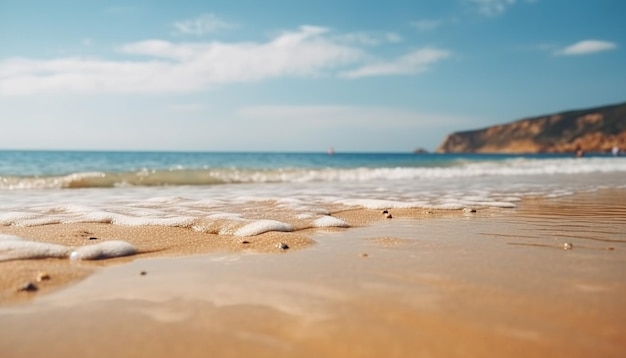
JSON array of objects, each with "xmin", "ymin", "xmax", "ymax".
[{"xmin": 1, "ymin": 150, "xmax": 625, "ymax": 236}]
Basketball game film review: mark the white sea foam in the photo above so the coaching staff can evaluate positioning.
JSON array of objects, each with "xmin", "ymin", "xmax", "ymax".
[
  {"xmin": 0, "ymin": 157, "xmax": 624, "ymax": 232},
  {"xmin": 429, "ymin": 203, "xmax": 466, "ymax": 210},
  {"xmin": 0, "ymin": 239, "xmax": 71, "ymax": 261},
  {"xmin": 313, "ymin": 216, "xmax": 350, "ymax": 228},
  {"xmin": 70, "ymin": 240, "xmax": 137, "ymax": 260},
  {"xmin": 498, "ymin": 196, "xmax": 523, "ymax": 202},
  {"xmin": 205, "ymin": 212, "xmax": 244, "ymax": 220},
  {"xmin": 461, "ymin": 201, "xmax": 517, "ymax": 208},
  {"xmin": 0, "ymin": 233, "xmax": 137, "ymax": 261},
  {"xmin": 0, "ymin": 234, "xmax": 24, "ymax": 241},
  {"xmin": 204, "ymin": 158, "xmax": 626, "ymax": 183},
  {"xmin": 337, "ymin": 199, "xmax": 429, "ymax": 210},
  {"xmin": 3, "ymin": 157, "xmax": 626, "ymax": 190},
  {"xmin": 112, "ymin": 215, "xmax": 195, "ymax": 227},
  {"xmin": 0, "ymin": 212, "xmax": 40, "ymax": 225},
  {"xmin": 76, "ymin": 211, "xmax": 116, "ymax": 224},
  {"xmin": 143, "ymin": 196, "xmax": 188, "ymax": 204},
  {"xmin": 17, "ymin": 217, "xmax": 63, "ymax": 227},
  {"xmin": 233, "ymin": 220, "xmax": 293, "ymax": 237}
]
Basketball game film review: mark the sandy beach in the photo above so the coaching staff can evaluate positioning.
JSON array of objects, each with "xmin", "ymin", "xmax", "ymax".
[
  {"xmin": 1, "ymin": 189, "xmax": 625, "ymax": 357},
  {"xmin": 2, "ymin": 0, "xmax": 625, "ymax": 356}
]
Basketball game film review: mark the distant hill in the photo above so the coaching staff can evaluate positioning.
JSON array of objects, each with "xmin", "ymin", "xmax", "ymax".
[{"xmin": 436, "ymin": 101, "xmax": 626, "ymax": 154}]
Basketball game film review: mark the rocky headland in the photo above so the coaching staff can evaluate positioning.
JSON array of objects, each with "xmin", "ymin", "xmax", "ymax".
[{"xmin": 437, "ymin": 101, "xmax": 626, "ymax": 153}]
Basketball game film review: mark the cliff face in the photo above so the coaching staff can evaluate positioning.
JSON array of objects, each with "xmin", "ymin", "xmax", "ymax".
[{"xmin": 437, "ymin": 102, "xmax": 626, "ymax": 153}]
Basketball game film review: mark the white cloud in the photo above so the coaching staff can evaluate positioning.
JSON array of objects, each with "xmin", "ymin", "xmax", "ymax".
[
  {"xmin": 173, "ymin": 13, "xmax": 236, "ymax": 35},
  {"xmin": 385, "ymin": 33, "xmax": 403, "ymax": 43},
  {"xmin": 465, "ymin": 0, "xmax": 536, "ymax": 17},
  {"xmin": 0, "ymin": 26, "xmax": 365, "ymax": 95},
  {"xmin": 333, "ymin": 31, "xmax": 403, "ymax": 46},
  {"xmin": 554, "ymin": 40, "xmax": 617, "ymax": 56},
  {"xmin": 411, "ymin": 19, "xmax": 443, "ymax": 32},
  {"xmin": 341, "ymin": 48, "xmax": 451, "ymax": 78},
  {"xmin": 0, "ymin": 25, "xmax": 450, "ymax": 96}
]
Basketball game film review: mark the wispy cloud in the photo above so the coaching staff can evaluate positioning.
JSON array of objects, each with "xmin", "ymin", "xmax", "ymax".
[
  {"xmin": 333, "ymin": 32, "xmax": 403, "ymax": 46},
  {"xmin": 385, "ymin": 33, "xmax": 403, "ymax": 43},
  {"xmin": 465, "ymin": 0, "xmax": 536, "ymax": 17},
  {"xmin": 172, "ymin": 13, "xmax": 237, "ymax": 35},
  {"xmin": 554, "ymin": 40, "xmax": 617, "ymax": 56},
  {"xmin": 341, "ymin": 48, "xmax": 451, "ymax": 78},
  {"xmin": 0, "ymin": 26, "xmax": 363, "ymax": 95},
  {"xmin": 0, "ymin": 25, "xmax": 450, "ymax": 96},
  {"xmin": 411, "ymin": 19, "xmax": 443, "ymax": 32}
]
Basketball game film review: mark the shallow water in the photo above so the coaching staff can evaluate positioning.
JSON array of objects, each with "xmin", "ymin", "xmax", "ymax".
[{"xmin": 1, "ymin": 151, "xmax": 625, "ymax": 236}]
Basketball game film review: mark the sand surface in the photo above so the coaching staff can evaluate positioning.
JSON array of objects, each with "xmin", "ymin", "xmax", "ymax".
[{"xmin": 1, "ymin": 189, "xmax": 625, "ymax": 357}]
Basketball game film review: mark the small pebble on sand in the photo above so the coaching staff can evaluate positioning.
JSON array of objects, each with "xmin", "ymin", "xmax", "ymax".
[
  {"xmin": 18, "ymin": 282, "xmax": 38, "ymax": 292},
  {"xmin": 563, "ymin": 242, "xmax": 573, "ymax": 250},
  {"xmin": 360, "ymin": 253, "xmax": 369, "ymax": 258},
  {"xmin": 463, "ymin": 208, "xmax": 477, "ymax": 213},
  {"xmin": 140, "ymin": 271, "xmax": 147, "ymax": 276},
  {"xmin": 385, "ymin": 213, "xmax": 393, "ymax": 219},
  {"xmin": 240, "ymin": 240, "xmax": 250, "ymax": 244},
  {"xmin": 276, "ymin": 243, "xmax": 289, "ymax": 250},
  {"xmin": 36, "ymin": 272, "xmax": 50, "ymax": 282},
  {"xmin": 88, "ymin": 237, "xmax": 98, "ymax": 240}
]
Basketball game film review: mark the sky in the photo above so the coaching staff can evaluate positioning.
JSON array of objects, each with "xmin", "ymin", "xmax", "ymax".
[{"xmin": 1, "ymin": 0, "xmax": 625, "ymax": 152}]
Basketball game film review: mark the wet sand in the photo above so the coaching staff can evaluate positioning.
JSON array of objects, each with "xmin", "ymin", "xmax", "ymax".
[{"xmin": 1, "ymin": 189, "xmax": 625, "ymax": 357}]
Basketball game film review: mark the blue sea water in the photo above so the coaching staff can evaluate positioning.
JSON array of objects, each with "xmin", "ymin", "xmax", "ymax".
[
  {"xmin": 0, "ymin": 149, "xmax": 622, "ymax": 181},
  {"xmin": 0, "ymin": 150, "xmax": 624, "ymax": 235},
  {"xmin": 0, "ymin": 150, "xmax": 567, "ymax": 176}
]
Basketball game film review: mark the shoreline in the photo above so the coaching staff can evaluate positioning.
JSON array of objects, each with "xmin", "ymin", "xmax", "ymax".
[
  {"xmin": 0, "ymin": 201, "xmax": 487, "ymax": 305},
  {"xmin": 1, "ymin": 188, "xmax": 625, "ymax": 357},
  {"xmin": 0, "ymin": 224, "xmax": 317, "ymax": 305}
]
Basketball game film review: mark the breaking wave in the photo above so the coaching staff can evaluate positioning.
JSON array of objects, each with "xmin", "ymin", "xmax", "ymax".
[{"xmin": 1, "ymin": 157, "xmax": 625, "ymax": 190}]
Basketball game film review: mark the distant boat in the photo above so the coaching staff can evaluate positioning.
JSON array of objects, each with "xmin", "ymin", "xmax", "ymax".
[{"xmin": 328, "ymin": 147, "xmax": 335, "ymax": 156}]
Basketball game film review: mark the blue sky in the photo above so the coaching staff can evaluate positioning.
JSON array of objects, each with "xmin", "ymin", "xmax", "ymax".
[{"xmin": 1, "ymin": 0, "xmax": 624, "ymax": 152}]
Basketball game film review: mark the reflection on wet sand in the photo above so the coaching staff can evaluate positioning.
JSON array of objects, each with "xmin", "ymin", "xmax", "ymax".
[{"xmin": 0, "ymin": 189, "xmax": 625, "ymax": 358}]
